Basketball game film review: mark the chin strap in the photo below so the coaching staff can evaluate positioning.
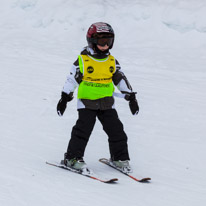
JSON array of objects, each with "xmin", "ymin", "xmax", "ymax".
[{"xmin": 94, "ymin": 44, "xmax": 109, "ymax": 55}]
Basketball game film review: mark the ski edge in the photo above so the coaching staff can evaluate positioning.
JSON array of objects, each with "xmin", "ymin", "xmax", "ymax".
[
  {"xmin": 99, "ymin": 158, "xmax": 151, "ymax": 183},
  {"xmin": 46, "ymin": 161, "xmax": 118, "ymax": 184}
]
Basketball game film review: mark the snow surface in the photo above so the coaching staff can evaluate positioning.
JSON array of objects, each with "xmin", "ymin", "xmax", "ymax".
[{"xmin": 0, "ymin": 0, "xmax": 206, "ymax": 205}]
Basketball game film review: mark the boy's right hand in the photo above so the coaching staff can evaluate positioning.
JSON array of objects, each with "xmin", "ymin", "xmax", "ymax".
[{"xmin": 57, "ymin": 92, "xmax": 73, "ymax": 116}]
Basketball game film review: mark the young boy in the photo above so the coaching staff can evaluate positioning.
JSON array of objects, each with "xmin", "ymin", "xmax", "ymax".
[{"xmin": 57, "ymin": 22, "xmax": 139, "ymax": 172}]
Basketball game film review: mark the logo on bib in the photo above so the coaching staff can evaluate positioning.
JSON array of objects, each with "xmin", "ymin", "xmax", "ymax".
[
  {"xmin": 109, "ymin": 66, "xmax": 114, "ymax": 73},
  {"xmin": 87, "ymin": 66, "xmax": 94, "ymax": 73}
]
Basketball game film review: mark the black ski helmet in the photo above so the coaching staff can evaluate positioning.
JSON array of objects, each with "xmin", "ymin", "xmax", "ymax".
[{"xmin": 86, "ymin": 22, "xmax": 115, "ymax": 50}]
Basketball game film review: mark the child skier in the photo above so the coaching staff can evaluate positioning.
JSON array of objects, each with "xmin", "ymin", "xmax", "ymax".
[{"xmin": 57, "ymin": 22, "xmax": 139, "ymax": 173}]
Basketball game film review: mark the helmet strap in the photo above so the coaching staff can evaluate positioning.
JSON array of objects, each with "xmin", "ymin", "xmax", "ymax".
[{"xmin": 94, "ymin": 44, "xmax": 110, "ymax": 55}]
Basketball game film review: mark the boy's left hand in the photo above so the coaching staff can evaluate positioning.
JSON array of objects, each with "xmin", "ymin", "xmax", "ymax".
[
  {"xmin": 129, "ymin": 98, "xmax": 139, "ymax": 115},
  {"xmin": 125, "ymin": 92, "xmax": 139, "ymax": 115}
]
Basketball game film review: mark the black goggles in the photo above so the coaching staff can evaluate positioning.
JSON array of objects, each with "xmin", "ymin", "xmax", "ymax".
[{"xmin": 92, "ymin": 37, "xmax": 113, "ymax": 47}]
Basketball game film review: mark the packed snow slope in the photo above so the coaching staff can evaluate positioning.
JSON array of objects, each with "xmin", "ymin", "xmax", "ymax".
[{"xmin": 0, "ymin": 0, "xmax": 206, "ymax": 206}]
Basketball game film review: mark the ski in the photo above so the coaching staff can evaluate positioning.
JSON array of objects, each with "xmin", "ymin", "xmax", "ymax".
[
  {"xmin": 46, "ymin": 161, "xmax": 118, "ymax": 184},
  {"xmin": 99, "ymin": 158, "xmax": 151, "ymax": 183}
]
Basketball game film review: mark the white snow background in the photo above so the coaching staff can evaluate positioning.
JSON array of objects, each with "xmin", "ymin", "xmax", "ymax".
[{"xmin": 0, "ymin": 0, "xmax": 206, "ymax": 205}]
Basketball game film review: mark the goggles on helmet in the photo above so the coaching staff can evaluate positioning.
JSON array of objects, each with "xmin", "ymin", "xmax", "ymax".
[
  {"xmin": 91, "ymin": 33, "xmax": 114, "ymax": 47},
  {"xmin": 96, "ymin": 37, "xmax": 113, "ymax": 47}
]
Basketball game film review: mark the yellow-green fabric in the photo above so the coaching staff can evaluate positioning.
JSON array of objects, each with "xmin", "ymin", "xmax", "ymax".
[{"xmin": 78, "ymin": 55, "xmax": 116, "ymax": 100}]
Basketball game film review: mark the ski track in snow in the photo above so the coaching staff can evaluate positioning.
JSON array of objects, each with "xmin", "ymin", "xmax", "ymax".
[{"xmin": 0, "ymin": 1, "xmax": 206, "ymax": 206}]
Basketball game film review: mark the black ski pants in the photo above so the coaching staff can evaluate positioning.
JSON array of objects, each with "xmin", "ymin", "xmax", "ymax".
[{"xmin": 66, "ymin": 109, "xmax": 130, "ymax": 161}]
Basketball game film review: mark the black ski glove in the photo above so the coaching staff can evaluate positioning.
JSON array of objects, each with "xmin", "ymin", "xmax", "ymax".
[
  {"xmin": 57, "ymin": 92, "xmax": 73, "ymax": 116},
  {"xmin": 125, "ymin": 92, "xmax": 139, "ymax": 115}
]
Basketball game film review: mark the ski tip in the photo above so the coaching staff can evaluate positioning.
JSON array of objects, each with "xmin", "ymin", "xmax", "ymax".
[
  {"xmin": 139, "ymin": 177, "xmax": 151, "ymax": 183},
  {"xmin": 99, "ymin": 158, "xmax": 108, "ymax": 162},
  {"xmin": 104, "ymin": 178, "xmax": 118, "ymax": 183},
  {"xmin": 46, "ymin": 161, "xmax": 53, "ymax": 165}
]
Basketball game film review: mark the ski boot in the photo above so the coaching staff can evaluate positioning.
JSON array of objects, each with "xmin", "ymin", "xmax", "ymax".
[
  {"xmin": 64, "ymin": 157, "xmax": 86, "ymax": 170},
  {"xmin": 110, "ymin": 159, "xmax": 132, "ymax": 173},
  {"xmin": 62, "ymin": 153, "xmax": 92, "ymax": 174}
]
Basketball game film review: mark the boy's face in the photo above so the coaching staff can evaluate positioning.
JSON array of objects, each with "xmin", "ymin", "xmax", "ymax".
[{"xmin": 97, "ymin": 44, "xmax": 109, "ymax": 51}]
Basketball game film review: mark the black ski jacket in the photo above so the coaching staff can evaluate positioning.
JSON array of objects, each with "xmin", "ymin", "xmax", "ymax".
[{"xmin": 62, "ymin": 46, "xmax": 133, "ymax": 110}]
